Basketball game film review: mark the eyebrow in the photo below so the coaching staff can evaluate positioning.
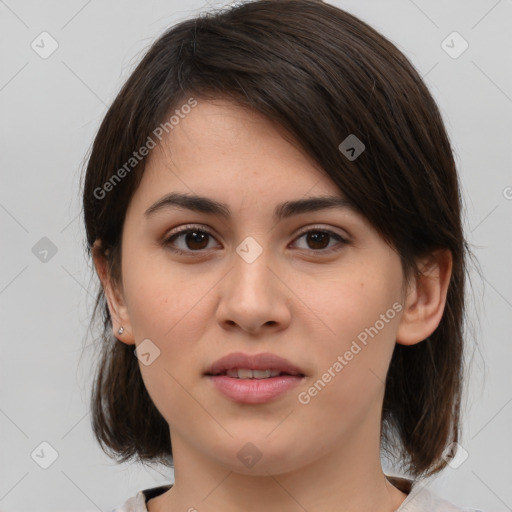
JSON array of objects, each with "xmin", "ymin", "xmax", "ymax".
[{"xmin": 144, "ymin": 192, "xmax": 356, "ymax": 222}]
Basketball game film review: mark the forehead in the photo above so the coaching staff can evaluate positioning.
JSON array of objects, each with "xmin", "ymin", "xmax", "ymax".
[
  {"xmin": 128, "ymin": 98, "xmax": 346, "ymax": 216},
  {"xmin": 155, "ymin": 99, "xmax": 321, "ymax": 167}
]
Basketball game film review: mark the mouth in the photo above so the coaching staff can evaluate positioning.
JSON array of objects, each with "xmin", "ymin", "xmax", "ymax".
[
  {"xmin": 203, "ymin": 352, "xmax": 306, "ymax": 404},
  {"xmin": 206, "ymin": 368, "xmax": 305, "ymax": 378},
  {"xmin": 204, "ymin": 352, "xmax": 306, "ymax": 379}
]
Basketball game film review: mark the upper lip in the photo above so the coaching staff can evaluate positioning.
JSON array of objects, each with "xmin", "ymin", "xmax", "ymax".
[{"xmin": 205, "ymin": 352, "xmax": 306, "ymax": 376}]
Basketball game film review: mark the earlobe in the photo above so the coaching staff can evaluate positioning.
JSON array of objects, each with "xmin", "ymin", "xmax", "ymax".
[
  {"xmin": 396, "ymin": 249, "xmax": 453, "ymax": 346},
  {"xmin": 92, "ymin": 240, "xmax": 135, "ymax": 345}
]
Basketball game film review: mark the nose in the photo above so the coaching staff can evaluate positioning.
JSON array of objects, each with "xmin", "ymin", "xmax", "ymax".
[{"xmin": 215, "ymin": 244, "xmax": 292, "ymax": 335}]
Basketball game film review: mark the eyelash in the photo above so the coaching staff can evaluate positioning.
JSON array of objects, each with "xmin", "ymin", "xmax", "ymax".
[{"xmin": 161, "ymin": 224, "xmax": 349, "ymax": 256}]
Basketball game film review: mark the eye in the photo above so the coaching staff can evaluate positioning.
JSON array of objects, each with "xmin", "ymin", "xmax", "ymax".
[
  {"xmin": 162, "ymin": 225, "xmax": 218, "ymax": 255},
  {"xmin": 162, "ymin": 225, "xmax": 348, "ymax": 256},
  {"xmin": 291, "ymin": 226, "xmax": 348, "ymax": 254}
]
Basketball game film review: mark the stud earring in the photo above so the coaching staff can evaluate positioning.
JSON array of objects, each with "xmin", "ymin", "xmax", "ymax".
[{"xmin": 117, "ymin": 326, "xmax": 124, "ymax": 335}]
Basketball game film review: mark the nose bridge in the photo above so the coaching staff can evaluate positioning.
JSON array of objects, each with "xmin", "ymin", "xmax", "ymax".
[
  {"xmin": 232, "ymin": 235, "xmax": 274, "ymax": 296},
  {"xmin": 216, "ymin": 234, "xmax": 289, "ymax": 332}
]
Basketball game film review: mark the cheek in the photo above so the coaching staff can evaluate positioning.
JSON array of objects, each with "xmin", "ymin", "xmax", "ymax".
[
  {"xmin": 121, "ymin": 245, "xmax": 208, "ymax": 339},
  {"xmin": 309, "ymin": 262, "xmax": 402, "ymax": 344},
  {"xmin": 302, "ymin": 263, "xmax": 402, "ymax": 408}
]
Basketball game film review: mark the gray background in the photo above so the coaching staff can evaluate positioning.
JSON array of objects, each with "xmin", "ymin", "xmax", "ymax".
[{"xmin": 1, "ymin": 0, "xmax": 511, "ymax": 510}]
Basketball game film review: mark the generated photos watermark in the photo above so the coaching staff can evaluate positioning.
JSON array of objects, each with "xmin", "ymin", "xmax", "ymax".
[
  {"xmin": 93, "ymin": 97, "xmax": 198, "ymax": 200},
  {"xmin": 297, "ymin": 301, "xmax": 403, "ymax": 405}
]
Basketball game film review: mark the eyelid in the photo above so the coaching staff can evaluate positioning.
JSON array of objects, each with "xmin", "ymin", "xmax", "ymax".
[
  {"xmin": 164, "ymin": 223, "xmax": 217, "ymax": 240},
  {"xmin": 293, "ymin": 224, "xmax": 350, "ymax": 242},
  {"xmin": 165, "ymin": 223, "xmax": 350, "ymax": 240}
]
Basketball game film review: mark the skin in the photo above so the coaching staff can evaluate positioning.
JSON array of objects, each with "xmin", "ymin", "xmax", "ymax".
[{"xmin": 93, "ymin": 98, "xmax": 452, "ymax": 512}]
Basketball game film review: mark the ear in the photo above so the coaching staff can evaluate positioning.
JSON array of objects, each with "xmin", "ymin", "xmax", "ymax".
[
  {"xmin": 396, "ymin": 249, "xmax": 453, "ymax": 346},
  {"xmin": 92, "ymin": 239, "xmax": 135, "ymax": 345}
]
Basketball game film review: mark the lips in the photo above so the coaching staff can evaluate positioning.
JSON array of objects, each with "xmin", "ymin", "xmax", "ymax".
[{"xmin": 204, "ymin": 352, "xmax": 306, "ymax": 377}]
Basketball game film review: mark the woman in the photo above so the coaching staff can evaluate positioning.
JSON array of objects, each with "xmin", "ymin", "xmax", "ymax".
[{"xmin": 81, "ymin": 1, "xmax": 482, "ymax": 510}]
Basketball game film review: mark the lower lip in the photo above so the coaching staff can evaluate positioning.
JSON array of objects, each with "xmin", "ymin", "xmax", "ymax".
[{"xmin": 206, "ymin": 375, "xmax": 305, "ymax": 404}]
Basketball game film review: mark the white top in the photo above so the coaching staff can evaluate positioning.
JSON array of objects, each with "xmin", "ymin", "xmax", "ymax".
[{"xmin": 111, "ymin": 477, "xmax": 486, "ymax": 512}]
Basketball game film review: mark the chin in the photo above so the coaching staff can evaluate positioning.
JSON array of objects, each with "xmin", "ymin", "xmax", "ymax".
[{"xmin": 208, "ymin": 439, "xmax": 309, "ymax": 477}]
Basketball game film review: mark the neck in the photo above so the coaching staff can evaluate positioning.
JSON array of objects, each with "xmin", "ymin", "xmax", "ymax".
[{"xmin": 150, "ymin": 418, "xmax": 408, "ymax": 512}]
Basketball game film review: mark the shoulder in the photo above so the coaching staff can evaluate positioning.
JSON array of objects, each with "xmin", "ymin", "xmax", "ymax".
[
  {"xmin": 111, "ymin": 492, "xmax": 145, "ymax": 512},
  {"xmin": 111, "ymin": 484, "xmax": 173, "ymax": 512},
  {"xmin": 398, "ymin": 480, "xmax": 487, "ymax": 512}
]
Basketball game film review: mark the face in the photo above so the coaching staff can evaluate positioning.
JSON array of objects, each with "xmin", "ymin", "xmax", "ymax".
[{"xmin": 107, "ymin": 98, "xmax": 409, "ymax": 475}]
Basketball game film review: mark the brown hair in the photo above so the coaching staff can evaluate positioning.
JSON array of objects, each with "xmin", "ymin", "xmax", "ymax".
[{"xmin": 81, "ymin": 0, "xmax": 470, "ymax": 479}]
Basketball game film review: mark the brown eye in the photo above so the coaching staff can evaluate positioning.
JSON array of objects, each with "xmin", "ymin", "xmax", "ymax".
[
  {"xmin": 180, "ymin": 230, "xmax": 210, "ymax": 250},
  {"xmin": 304, "ymin": 231, "xmax": 330, "ymax": 250},
  {"xmin": 163, "ymin": 226, "xmax": 218, "ymax": 254},
  {"xmin": 292, "ymin": 228, "xmax": 348, "ymax": 254},
  {"xmin": 162, "ymin": 225, "xmax": 348, "ymax": 257}
]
